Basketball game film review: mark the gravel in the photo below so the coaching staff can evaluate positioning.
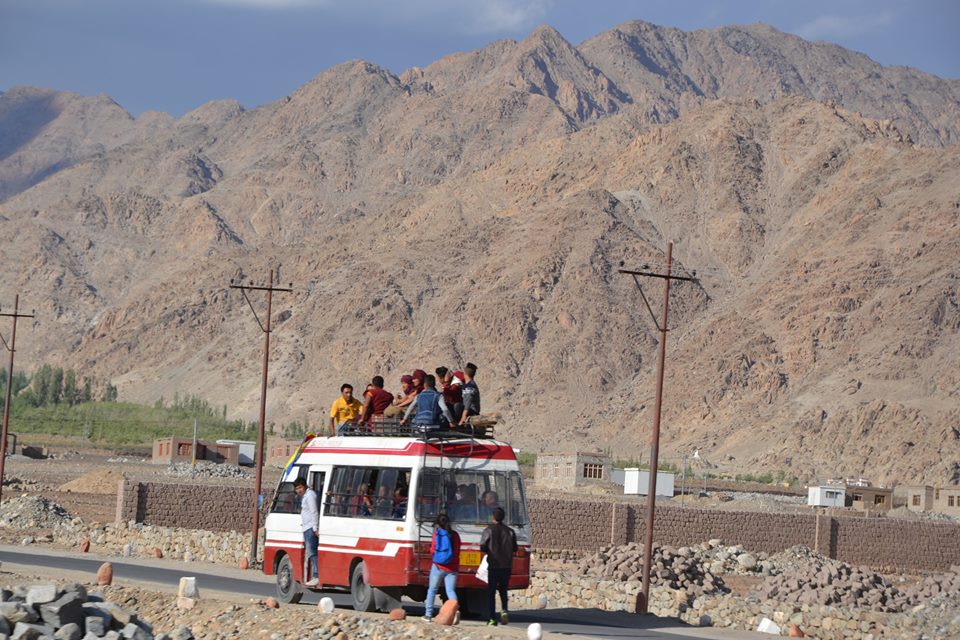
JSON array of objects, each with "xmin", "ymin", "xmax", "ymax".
[
  {"xmin": 164, "ymin": 462, "xmax": 252, "ymax": 480},
  {"xmin": 0, "ymin": 495, "xmax": 74, "ymax": 529}
]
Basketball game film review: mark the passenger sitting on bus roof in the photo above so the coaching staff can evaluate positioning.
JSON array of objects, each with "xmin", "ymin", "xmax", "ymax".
[
  {"xmin": 329, "ymin": 383, "xmax": 363, "ymax": 436},
  {"xmin": 411, "ymin": 369, "xmax": 426, "ymax": 393},
  {"xmin": 400, "ymin": 374, "xmax": 454, "ymax": 429},
  {"xmin": 458, "ymin": 362, "xmax": 480, "ymax": 426},
  {"xmin": 392, "ymin": 487, "xmax": 408, "ymax": 519},
  {"xmin": 436, "ymin": 366, "xmax": 464, "ymax": 419},
  {"xmin": 384, "ymin": 374, "xmax": 415, "ymax": 418},
  {"xmin": 358, "ymin": 376, "xmax": 394, "ymax": 426}
]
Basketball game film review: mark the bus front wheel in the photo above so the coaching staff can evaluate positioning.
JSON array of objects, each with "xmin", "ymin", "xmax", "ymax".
[
  {"xmin": 276, "ymin": 555, "xmax": 304, "ymax": 605},
  {"xmin": 350, "ymin": 561, "xmax": 376, "ymax": 612}
]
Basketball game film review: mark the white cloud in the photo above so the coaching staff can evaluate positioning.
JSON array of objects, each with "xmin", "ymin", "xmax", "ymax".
[
  {"xmin": 199, "ymin": 0, "xmax": 549, "ymax": 33},
  {"xmin": 795, "ymin": 10, "xmax": 895, "ymax": 40}
]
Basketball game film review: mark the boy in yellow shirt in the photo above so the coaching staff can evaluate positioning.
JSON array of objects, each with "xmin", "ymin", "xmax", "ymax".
[{"xmin": 329, "ymin": 384, "xmax": 363, "ymax": 435}]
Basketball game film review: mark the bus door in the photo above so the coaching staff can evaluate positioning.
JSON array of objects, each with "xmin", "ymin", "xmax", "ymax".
[{"xmin": 305, "ymin": 465, "xmax": 329, "ymax": 580}]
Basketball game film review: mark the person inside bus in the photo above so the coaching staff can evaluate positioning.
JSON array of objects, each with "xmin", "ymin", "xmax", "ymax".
[
  {"xmin": 373, "ymin": 484, "xmax": 393, "ymax": 518},
  {"xmin": 449, "ymin": 484, "xmax": 478, "ymax": 522},
  {"xmin": 329, "ymin": 383, "xmax": 363, "ymax": 436},
  {"xmin": 357, "ymin": 376, "xmax": 394, "ymax": 427},
  {"xmin": 392, "ymin": 486, "xmax": 408, "ymax": 519},
  {"xmin": 293, "ymin": 478, "xmax": 320, "ymax": 587},
  {"xmin": 480, "ymin": 490, "xmax": 500, "ymax": 519},
  {"xmin": 400, "ymin": 374, "xmax": 454, "ymax": 430}
]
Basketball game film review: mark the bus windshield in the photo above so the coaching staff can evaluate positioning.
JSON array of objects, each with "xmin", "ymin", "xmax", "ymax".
[{"xmin": 416, "ymin": 468, "xmax": 528, "ymax": 526}]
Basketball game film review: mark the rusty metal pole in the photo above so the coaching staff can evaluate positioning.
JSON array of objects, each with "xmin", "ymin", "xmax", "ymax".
[
  {"xmin": 0, "ymin": 295, "xmax": 20, "ymax": 506},
  {"xmin": 639, "ymin": 241, "xmax": 673, "ymax": 613},
  {"xmin": 250, "ymin": 270, "xmax": 274, "ymax": 565}
]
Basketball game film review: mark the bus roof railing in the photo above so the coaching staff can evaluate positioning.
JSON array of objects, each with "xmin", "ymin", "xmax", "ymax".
[{"xmin": 337, "ymin": 416, "xmax": 496, "ymax": 440}]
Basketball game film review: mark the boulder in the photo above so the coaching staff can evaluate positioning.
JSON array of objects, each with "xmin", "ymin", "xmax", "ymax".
[
  {"xmin": 238, "ymin": 558, "xmax": 249, "ymax": 570},
  {"xmin": 79, "ymin": 539, "xmax": 91, "ymax": 553},
  {"xmin": 177, "ymin": 577, "xmax": 198, "ymax": 599},
  {"xmin": 388, "ymin": 608, "xmax": 406, "ymax": 620},
  {"xmin": 176, "ymin": 597, "xmax": 196, "ymax": 611},
  {"xmin": 54, "ymin": 622, "xmax": 82, "ymax": 640},
  {"xmin": 153, "ymin": 548, "xmax": 163, "ymax": 559},
  {"xmin": 25, "ymin": 585, "xmax": 58, "ymax": 606},
  {"xmin": 264, "ymin": 597, "xmax": 279, "ymax": 609},
  {"xmin": 434, "ymin": 599, "xmax": 459, "ymax": 625},
  {"xmin": 788, "ymin": 624, "xmax": 805, "ymax": 637},
  {"xmin": 96, "ymin": 562, "xmax": 113, "ymax": 586},
  {"xmin": 39, "ymin": 593, "xmax": 85, "ymax": 628}
]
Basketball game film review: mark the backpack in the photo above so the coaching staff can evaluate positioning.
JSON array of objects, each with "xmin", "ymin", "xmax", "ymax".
[{"xmin": 433, "ymin": 528, "xmax": 453, "ymax": 565}]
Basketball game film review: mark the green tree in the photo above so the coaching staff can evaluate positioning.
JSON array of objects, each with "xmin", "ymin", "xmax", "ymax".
[
  {"xmin": 102, "ymin": 382, "xmax": 118, "ymax": 402},
  {"xmin": 81, "ymin": 379, "xmax": 92, "ymax": 403},
  {"xmin": 63, "ymin": 370, "xmax": 78, "ymax": 406},
  {"xmin": 51, "ymin": 367, "xmax": 64, "ymax": 404},
  {"xmin": 34, "ymin": 364, "xmax": 52, "ymax": 406}
]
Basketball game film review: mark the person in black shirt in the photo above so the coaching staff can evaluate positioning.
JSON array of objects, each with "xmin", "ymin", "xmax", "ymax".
[
  {"xmin": 480, "ymin": 506, "xmax": 516, "ymax": 625},
  {"xmin": 458, "ymin": 362, "xmax": 480, "ymax": 426}
]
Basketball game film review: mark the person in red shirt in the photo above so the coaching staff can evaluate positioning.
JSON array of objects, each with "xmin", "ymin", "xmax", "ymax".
[
  {"xmin": 435, "ymin": 366, "xmax": 463, "ymax": 418},
  {"xmin": 423, "ymin": 513, "xmax": 460, "ymax": 621},
  {"xmin": 357, "ymin": 375, "xmax": 394, "ymax": 426}
]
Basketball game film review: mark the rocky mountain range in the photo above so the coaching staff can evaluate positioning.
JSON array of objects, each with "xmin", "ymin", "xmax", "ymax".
[{"xmin": 0, "ymin": 20, "xmax": 958, "ymax": 485}]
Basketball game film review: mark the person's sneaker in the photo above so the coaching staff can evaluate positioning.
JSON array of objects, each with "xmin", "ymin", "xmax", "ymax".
[
  {"xmin": 487, "ymin": 619, "xmax": 498, "ymax": 626},
  {"xmin": 500, "ymin": 611, "xmax": 509, "ymax": 625},
  {"xmin": 303, "ymin": 578, "xmax": 319, "ymax": 587},
  {"xmin": 421, "ymin": 616, "xmax": 433, "ymax": 623}
]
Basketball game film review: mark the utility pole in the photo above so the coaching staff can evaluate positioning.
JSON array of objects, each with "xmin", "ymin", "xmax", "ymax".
[
  {"xmin": 0, "ymin": 295, "xmax": 34, "ymax": 505},
  {"xmin": 230, "ymin": 270, "xmax": 292, "ymax": 566},
  {"xmin": 619, "ymin": 241, "xmax": 698, "ymax": 613}
]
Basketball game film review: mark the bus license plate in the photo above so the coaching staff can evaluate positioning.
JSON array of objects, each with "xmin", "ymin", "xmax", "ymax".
[{"xmin": 460, "ymin": 551, "xmax": 481, "ymax": 566}]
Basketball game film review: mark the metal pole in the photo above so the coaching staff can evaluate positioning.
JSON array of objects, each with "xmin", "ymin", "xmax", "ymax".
[
  {"xmin": 680, "ymin": 454, "xmax": 687, "ymax": 508},
  {"xmin": 250, "ymin": 269, "xmax": 274, "ymax": 564},
  {"xmin": 639, "ymin": 241, "xmax": 673, "ymax": 613},
  {"xmin": 0, "ymin": 295, "xmax": 21, "ymax": 506},
  {"xmin": 192, "ymin": 418, "xmax": 198, "ymax": 466}
]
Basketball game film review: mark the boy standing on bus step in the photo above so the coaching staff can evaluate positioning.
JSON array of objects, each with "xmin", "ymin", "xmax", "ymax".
[
  {"xmin": 480, "ymin": 506, "xmax": 516, "ymax": 625},
  {"xmin": 294, "ymin": 478, "xmax": 320, "ymax": 587},
  {"xmin": 423, "ymin": 514, "xmax": 460, "ymax": 622}
]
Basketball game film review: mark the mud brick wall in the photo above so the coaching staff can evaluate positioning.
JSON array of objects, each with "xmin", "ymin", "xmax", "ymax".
[
  {"xmin": 527, "ymin": 497, "xmax": 960, "ymax": 572},
  {"xmin": 116, "ymin": 480, "xmax": 254, "ymax": 533}
]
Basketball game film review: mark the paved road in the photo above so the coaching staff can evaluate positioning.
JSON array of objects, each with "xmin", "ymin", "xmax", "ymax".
[{"xmin": 0, "ymin": 548, "xmax": 763, "ymax": 640}]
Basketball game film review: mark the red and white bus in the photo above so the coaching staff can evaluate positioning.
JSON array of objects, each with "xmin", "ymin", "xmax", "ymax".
[{"xmin": 262, "ymin": 425, "xmax": 531, "ymax": 613}]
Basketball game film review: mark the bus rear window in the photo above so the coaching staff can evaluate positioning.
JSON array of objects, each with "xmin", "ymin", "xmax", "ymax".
[{"xmin": 417, "ymin": 469, "xmax": 528, "ymax": 526}]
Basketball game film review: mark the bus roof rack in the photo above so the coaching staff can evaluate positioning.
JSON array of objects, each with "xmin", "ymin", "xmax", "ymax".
[{"xmin": 337, "ymin": 417, "xmax": 496, "ymax": 440}]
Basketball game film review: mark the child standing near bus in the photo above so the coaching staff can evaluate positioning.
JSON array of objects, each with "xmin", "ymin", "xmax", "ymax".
[{"xmin": 423, "ymin": 513, "xmax": 460, "ymax": 622}]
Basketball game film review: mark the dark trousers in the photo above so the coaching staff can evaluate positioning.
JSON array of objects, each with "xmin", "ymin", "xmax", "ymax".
[{"xmin": 487, "ymin": 567, "xmax": 511, "ymax": 619}]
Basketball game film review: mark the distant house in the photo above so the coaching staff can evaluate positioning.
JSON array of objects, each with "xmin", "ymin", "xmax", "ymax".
[
  {"xmin": 808, "ymin": 485, "xmax": 846, "ymax": 508},
  {"xmin": 535, "ymin": 452, "xmax": 612, "ymax": 489},
  {"xmin": 933, "ymin": 486, "xmax": 960, "ymax": 516},
  {"xmin": 152, "ymin": 437, "xmax": 239, "ymax": 466},
  {"xmin": 846, "ymin": 484, "xmax": 892, "ymax": 512},
  {"xmin": 897, "ymin": 485, "xmax": 935, "ymax": 512},
  {"xmin": 624, "ymin": 468, "xmax": 676, "ymax": 497}
]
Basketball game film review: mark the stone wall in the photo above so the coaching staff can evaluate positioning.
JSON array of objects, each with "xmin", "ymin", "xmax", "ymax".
[
  {"xmin": 527, "ymin": 497, "xmax": 960, "ymax": 572},
  {"xmin": 116, "ymin": 480, "xmax": 255, "ymax": 533},
  {"xmin": 116, "ymin": 484, "xmax": 960, "ymax": 572}
]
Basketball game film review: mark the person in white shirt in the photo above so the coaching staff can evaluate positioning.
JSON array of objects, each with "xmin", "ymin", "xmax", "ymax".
[{"xmin": 294, "ymin": 478, "xmax": 320, "ymax": 587}]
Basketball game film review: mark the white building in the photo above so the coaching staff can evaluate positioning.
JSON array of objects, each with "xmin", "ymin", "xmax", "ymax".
[
  {"xmin": 807, "ymin": 485, "xmax": 846, "ymax": 508},
  {"xmin": 623, "ymin": 468, "xmax": 675, "ymax": 497},
  {"xmin": 216, "ymin": 439, "xmax": 256, "ymax": 466}
]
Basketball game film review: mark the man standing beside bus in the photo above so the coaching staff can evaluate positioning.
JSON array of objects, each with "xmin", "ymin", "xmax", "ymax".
[
  {"xmin": 294, "ymin": 478, "xmax": 320, "ymax": 587},
  {"xmin": 480, "ymin": 506, "xmax": 516, "ymax": 626},
  {"xmin": 423, "ymin": 513, "xmax": 460, "ymax": 622}
]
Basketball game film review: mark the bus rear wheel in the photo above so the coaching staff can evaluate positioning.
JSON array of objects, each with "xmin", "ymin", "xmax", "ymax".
[
  {"xmin": 350, "ymin": 561, "xmax": 376, "ymax": 612},
  {"xmin": 276, "ymin": 555, "xmax": 304, "ymax": 604}
]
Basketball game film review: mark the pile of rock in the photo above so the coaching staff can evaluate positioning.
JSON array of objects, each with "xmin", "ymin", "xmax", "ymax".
[
  {"xmin": 0, "ymin": 495, "xmax": 73, "ymax": 529},
  {"xmin": 755, "ymin": 557, "xmax": 909, "ymax": 612},
  {"xmin": 902, "ymin": 565, "xmax": 960, "ymax": 603},
  {"xmin": 164, "ymin": 462, "xmax": 251, "ymax": 479},
  {"xmin": 578, "ymin": 542, "xmax": 727, "ymax": 595},
  {"xmin": 685, "ymin": 539, "xmax": 775, "ymax": 576},
  {"xmin": 0, "ymin": 582, "xmax": 194, "ymax": 640}
]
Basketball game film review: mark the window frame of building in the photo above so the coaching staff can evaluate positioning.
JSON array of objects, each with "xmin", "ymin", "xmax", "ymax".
[
  {"xmin": 582, "ymin": 463, "xmax": 604, "ymax": 480},
  {"xmin": 852, "ymin": 493, "xmax": 863, "ymax": 502},
  {"xmin": 950, "ymin": 496, "xmax": 956, "ymax": 507},
  {"xmin": 912, "ymin": 495, "xmax": 921, "ymax": 506},
  {"xmin": 874, "ymin": 494, "xmax": 886, "ymax": 505}
]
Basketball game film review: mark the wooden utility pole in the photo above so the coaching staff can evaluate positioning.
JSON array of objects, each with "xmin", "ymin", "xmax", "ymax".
[
  {"xmin": 230, "ymin": 270, "xmax": 293, "ymax": 565},
  {"xmin": 0, "ymin": 295, "xmax": 34, "ymax": 505},
  {"xmin": 619, "ymin": 242, "xmax": 698, "ymax": 613}
]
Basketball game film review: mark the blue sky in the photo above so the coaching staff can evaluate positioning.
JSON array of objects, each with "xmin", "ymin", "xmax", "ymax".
[{"xmin": 2, "ymin": 0, "xmax": 957, "ymax": 116}]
